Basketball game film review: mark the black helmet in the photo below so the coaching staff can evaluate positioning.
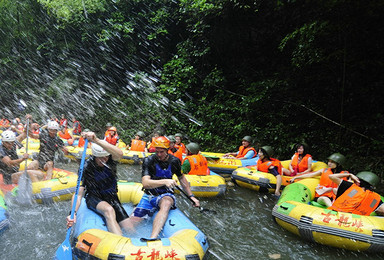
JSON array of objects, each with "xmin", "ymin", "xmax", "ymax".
[
  {"xmin": 242, "ymin": 136, "xmax": 252, "ymax": 143},
  {"xmin": 261, "ymin": 146, "xmax": 274, "ymax": 157},
  {"xmin": 327, "ymin": 153, "xmax": 346, "ymax": 166},
  {"xmin": 356, "ymin": 171, "xmax": 380, "ymax": 188},
  {"xmin": 186, "ymin": 142, "xmax": 200, "ymax": 154}
]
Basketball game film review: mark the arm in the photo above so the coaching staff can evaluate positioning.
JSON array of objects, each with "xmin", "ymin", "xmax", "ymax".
[
  {"xmin": 291, "ymin": 169, "xmax": 322, "ymax": 182},
  {"xmin": 1, "ymin": 154, "xmax": 28, "ymax": 167},
  {"xmin": 329, "ymin": 172, "xmax": 359, "ymax": 186},
  {"xmin": 178, "ymin": 174, "xmax": 200, "ymax": 207},
  {"xmin": 84, "ymin": 132, "xmax": 123, "ymax": 161},
  {"xmin": 141, "ymin": 175, "xmax": 176, "ymax": 190},
  {"xmin": 66, "ymin": 187, "xmax": 84, "ymax": 228}
]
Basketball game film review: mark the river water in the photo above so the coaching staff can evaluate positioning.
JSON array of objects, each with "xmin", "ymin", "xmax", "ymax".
[{"xmin": 0, "ymin": 161, "xmax": 383, "ymax": 260}]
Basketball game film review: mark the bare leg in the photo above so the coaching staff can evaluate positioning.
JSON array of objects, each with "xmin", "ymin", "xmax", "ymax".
[
  {"xmin": 96, "ymin": 201, "xmax": 122, "ymax": 235},
  {"xmin": 282, "ymin": 168, "xmax": 291, "ymax": 176},
  {"xmin": 120, "ymin": 216, "xmax": 142, "ymax": 234},
  {"xmin": 44, "ymin": 161, "xmax": 54, "ymax": 180},
  {"xmin": 27, "ymin": 160, "xmax": 39, "ymax": 170},
  {"xmin": 150, "ymin": 196, "xmax": 173, "ymax": 239},
  {"xmin": 275, "ymin": 175, "xmax": 282, "ymax": 196},
  {"xmin": 11, "ymin": 170, "xmax": 44, "ymax": 183}
]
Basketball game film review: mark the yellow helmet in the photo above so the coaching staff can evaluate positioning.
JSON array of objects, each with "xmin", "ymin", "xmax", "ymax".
[{"xmin": 153, "ymin": 136, "xmax": 170, "ymax": 149}]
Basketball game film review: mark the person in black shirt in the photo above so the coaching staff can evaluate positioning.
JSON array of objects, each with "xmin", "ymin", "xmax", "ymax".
[{"xmin": 66, "ymin": 132, "xmax": 134, "ymax": 235}]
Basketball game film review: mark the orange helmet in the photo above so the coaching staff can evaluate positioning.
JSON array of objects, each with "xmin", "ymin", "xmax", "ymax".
[
  {"xmin": 109, "ymin": 126, "xmax": 117, "ymax": 132},
  {"xmin": 153, "ymin": 136, "xmax": 170, "ymax": 149}
]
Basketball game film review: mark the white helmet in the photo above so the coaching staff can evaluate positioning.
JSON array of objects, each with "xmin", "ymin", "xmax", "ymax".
[
  {"xmin": 1, "ymin": 130, "xmax": 16, "ymax": 142},
  {"xmin": 47, "ymin": 121, "xmax": 59, "ymax": 130},
  {"xmin": 91, "ymin": 143, "xmax": 110, "ymax": 157}
]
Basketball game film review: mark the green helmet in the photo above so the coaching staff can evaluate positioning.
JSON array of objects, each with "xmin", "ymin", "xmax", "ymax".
[
  {"xmin": 327, "ymin": 153, "xmax": 346, "ymax": 166},
  {"xmin": 261, "ymin": 146, "xmax": 274, "ymax": 157},
  {"xmin": 242, "ymin": 136, "xmax": 252, "ymax": 143},
  {"xmin": 186, "ymin": 142, "xmax": 200, "ymax": 155},
  {"xmin": 356, "ymin": 171, "xmax": 380, "ymax": 187},
  {"xmin": 83, "ymin": 129, "xmax": 90, "ymax": 132},
  {"xmin": 175, "ymin": 133, "xmax": 183, "ymax": 138},
  {"xmin": 106, "ymin": 122, "xmax": 112, "ymax": 127},
  {"xmin": 167, "ymin": 135, "xmax": 176, "ymax": 143},
  {"xmin": 136, "ymin": 131, "xmax": 145, "ymax": 138}
]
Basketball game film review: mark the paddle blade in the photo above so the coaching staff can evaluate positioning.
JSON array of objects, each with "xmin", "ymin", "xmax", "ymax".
[
  {"xmin": 16, "ymin": 172, "xmax": 33, "ymax": 205},
  {"xmin": 54, "ymin": 236, "xmax": 72, "ymax": 260}
]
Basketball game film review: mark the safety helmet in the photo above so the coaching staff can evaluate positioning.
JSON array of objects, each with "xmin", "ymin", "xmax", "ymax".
[
  {"xmin": 47, "ymin": 121, "xmax": 59, "ymax": 130},
  {"xmin": 136, "ymin": 131, "xmax": 145, "ymax": 138},
  {"xmin": 242, "ymin": 136, "xmax": 252, "ymax": 143},
  {"xmin": 356, "ymin": 171, "xmax": 380, "ymax": 188},
  {"xmin": 167, "ymin": 135, "xmax": 176, "ymax": 143},
  {"xmin": 106, "ymin": 122, "xmax": 112, "ymax": 127},
  {"xmin": 91, "ymin": 143, "xmax": 110, "ymax": 157},
  {"xmin": 260, "ymin": 146, "xmax": 274, "ymax": 157},
  {"xmin": 11, "ymin": 119, "xmax": 18, "ymax": 125},
  {"xmin": 153, "ymin": 136, "xmax": 170, "ymax": 149},
  {"xmin": 186, "ymin": 142, "xmax": 200, "ymax": 155},
  {"xmin": 327, "ymin": 153, "xmax": 345, "ymax": 166},
  {"xmin": 1, "ymin": 130, "xmax": 16, "ymax": 142},
  {"xmin": 109, "ymin": 127, "xmax": 117, "ymax": 132},
  {"xmin": 83, "ymin": 129, "xmax": 90, "ymax": 132},
  {"xmin": 175, "ymin": 133, "xmax": 183, "ymax": 138}
]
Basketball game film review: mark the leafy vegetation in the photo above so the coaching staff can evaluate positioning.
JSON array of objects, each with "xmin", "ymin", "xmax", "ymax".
[{"xmin": 1, "ymin": 0, "xmax": 383, "ymax": 180}]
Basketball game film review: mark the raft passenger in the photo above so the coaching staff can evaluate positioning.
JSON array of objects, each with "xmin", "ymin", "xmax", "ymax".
[
  {"xmin": 291, "ymin": 153, "xmax": 348, "ymax": 207},
  {"xmin": 182, "ymin": 142, "xmax": 209, "ymax": 175},
  {"xmin": 257, "ymin": 146, "xmax": 283, "ymax": 196},
  {"xmin": 224, "ymin": 136, "xmax": 257, "ymax": 160},
  {"xmin": 282, "ymin": 143, "xmax": 312, "ymax": 176}
]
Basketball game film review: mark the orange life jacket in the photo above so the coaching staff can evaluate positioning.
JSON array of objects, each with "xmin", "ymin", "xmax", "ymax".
[
  {"xmin": 169, "ymin": 148, "xmax": 183, "ymax": 162},
  {"xmin": 315, "ymin": 169, "xmax": 348, "ymax": 199},
  {"xmin": 58, "ymin": 129, "xmax": 72, "ymax": 139},
  {"xmin": 105, "ymin": 132, "xmax": 119, "ymax": 145},
  {"xmin": 182, "ymin": 154, "xmax": 209, "ymax": 175},
  {"xmin": 291, "ymin": 153, "xmax": 312, "ymax": 173},
  {"xmin": 329, "ymin": 183, "xmax": 382, "ymax": 216},
  {"xmin": 174, "ymin": 143, "xmax": 186, "ymax": 154},
  {"xmin": 0, "ymin": 119, "xmax": 10, "ymax": 128},
  {"xmin": 130, "ymin": 139, "xmax": 147, "ymax": 152},
  {"xmin": 78, "ymin": 137, "xmax": 86, "ymax": 147},
  {"xmin": 257, "ymin": 158, "xmax": 282, "ymax": 174},
  {"xmin": 236, "ymin": 146, "xmax": 257, "ymax": 159}
]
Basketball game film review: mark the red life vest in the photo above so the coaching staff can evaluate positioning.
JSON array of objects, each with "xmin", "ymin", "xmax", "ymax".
[
  {"xmin": 291, "ymin": 153, "xmax": 312, "ymax": 173},
  {"xmin": 0, "ymin": 119, "xmax": 10, "ymax": 128},
  {"xmin": 60, "ymin": 118, "xmax": 68, "ymax": 127},
  {"xmin": 182, "ymin": 154, "xmax": 209, "ymax": 175},
  {"xmin": 130, "ymin": 139, "xmax": 147, "ymax": 152},
  {"xmin": 78, "ymin": 137, "xmax": 86, "ymax": 147},
  {"xmin": 105, "ymin": 132, "xmax": 119, "ymax": 145},
  {"xmin": 329, "ymin": 183, "xmax": 382, "ymax": 216},
  {"xmin": 236, "ymin": 146, "xmax": 257, "ymax": 159},
  {"xmin": 72, "ymin": 121, "xmax": 81, "ymax": 135},
  {"xmin": 257, "ymin": 158, "xmax": 282, "ymax": 174}
]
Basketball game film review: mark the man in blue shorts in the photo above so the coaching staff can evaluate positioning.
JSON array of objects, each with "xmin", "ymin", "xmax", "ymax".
[{"xmin": 131, "ymin": 136, "xmax": 200, "ymax": 240}]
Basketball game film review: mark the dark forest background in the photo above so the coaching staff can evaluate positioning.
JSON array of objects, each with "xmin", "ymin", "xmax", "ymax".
[{"xmin": 1, "ymin": 0, "xmax": 383, "ymax": 179}]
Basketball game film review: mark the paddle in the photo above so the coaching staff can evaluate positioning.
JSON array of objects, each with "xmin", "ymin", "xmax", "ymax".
[
  {"xmin": 54, "ymin": 139, "xmax": 88, "ymax": 260},
  {"xmin": 175, "ymin": 186, "xmax": 217, "ymax": 214},
  {"xmin": 16, "ymin": 117, "xmax": 33, "ymax": 205}
]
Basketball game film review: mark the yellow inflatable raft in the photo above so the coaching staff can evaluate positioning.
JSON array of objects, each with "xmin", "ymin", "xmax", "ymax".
[
  {"xmin": 272, "ymin": 178, "xmax": 384, "ymax": 252},
  {"xmin": 231, "ymin": 160, "xmax": 327, "ymax": 193},
  {"xmin": 173, "ymin": 171, "xmax": 227, "ymax": 197},
  {"xmin": 201, "ymin": 151, "xmax": 259, "ymax": 174},
  {"xmin": 1, "ymin": 166, "xmax": 77, "ymax": 204},
  {"xmin": 72, "ymin": 182, "xmax": 209, "ymax": 259}
]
